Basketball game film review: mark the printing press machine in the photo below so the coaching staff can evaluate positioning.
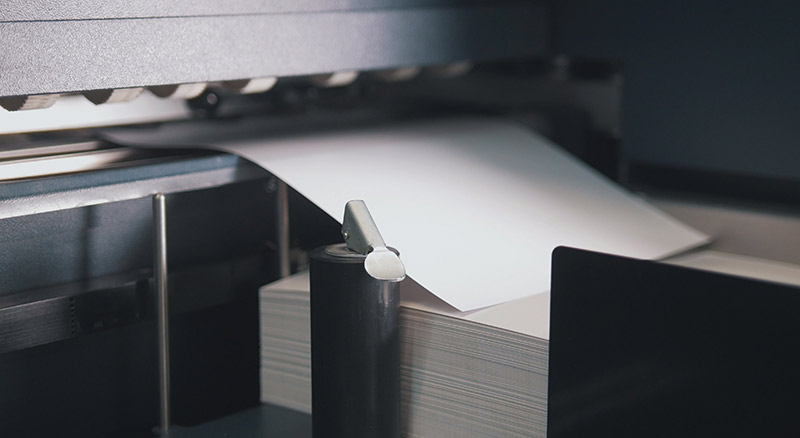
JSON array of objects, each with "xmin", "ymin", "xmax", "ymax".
[{"xmin": 1, "ymin": 1, "xmax": 799, "ymax": 436}]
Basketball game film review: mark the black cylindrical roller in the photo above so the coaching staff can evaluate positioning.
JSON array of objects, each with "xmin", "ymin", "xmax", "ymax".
[{"xmin": 310, "ymin": 243, "xmax": 400, "ymax": 438}]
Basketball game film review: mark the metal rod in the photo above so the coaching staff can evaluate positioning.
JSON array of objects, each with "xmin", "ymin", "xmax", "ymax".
[
  {"xmin": 276, "ymin": 180, "xmax": 291, "ymax": 277},
  {"xmin": 153, "ymin": 193, "xmax": 170, "ymax": 437}
]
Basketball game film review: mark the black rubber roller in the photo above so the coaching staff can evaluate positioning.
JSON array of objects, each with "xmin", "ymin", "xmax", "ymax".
[{"xmin": 310, "ymin": 243, "xmax": 401, "ymax": 438}]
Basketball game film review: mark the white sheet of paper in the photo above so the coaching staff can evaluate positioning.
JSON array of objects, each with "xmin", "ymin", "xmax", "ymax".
[
  {"xmin": 105, "ymin": 117, "xmax": 708, "ymax": 310},
  {"xmin": 399, "ymin": 277, "xmax": 550, "ymax": 338}
]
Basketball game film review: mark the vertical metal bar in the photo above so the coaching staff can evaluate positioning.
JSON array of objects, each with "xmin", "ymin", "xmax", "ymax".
[
  {"xmin": 276, "ymin": 180, "xmax": 291, "ymax": 277},
  {"xmin": 153, "ymin": 193, "xmax": 170, "ymax": 437}
]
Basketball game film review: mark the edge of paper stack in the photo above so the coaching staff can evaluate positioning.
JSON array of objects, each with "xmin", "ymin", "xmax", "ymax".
[{"xmin": 260, "ymin": 272, "xmax": 549, "ymax": 438}]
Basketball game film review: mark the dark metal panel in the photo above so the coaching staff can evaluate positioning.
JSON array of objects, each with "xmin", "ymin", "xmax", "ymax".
[
  {"xmin": 0, "ymin": 278, "xmax": 265, "ymax": 437},
  {"xmin": 0, "ymin": 168, "xmax": 279, "ymax": 435},
  {"xmin": 0, "ymin": 176, "xmax": 275, "ymax": 297},
  {"xmin": 0, "ymin": 3, "xmax": 547, "ymax": 96},
  {"xmin": 549, "ymin": 247, "xmax": 800, "ymax": 437}
]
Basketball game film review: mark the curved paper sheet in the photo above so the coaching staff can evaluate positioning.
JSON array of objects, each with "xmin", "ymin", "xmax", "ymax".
[{"xmin": 103, "ymin": 117, "xmax": 708, "ymax": 311}]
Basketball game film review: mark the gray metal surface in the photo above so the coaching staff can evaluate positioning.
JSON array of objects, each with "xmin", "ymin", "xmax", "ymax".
[
  {"xmin": 0, "ymin": 2, "xmax": 546, "ymax": 96},
  {"xmin": 652, "ymin": 196, "xmax": 800, "ymax": 267},
  {"xmin": 0, "ymin": 147, "xmax": 136, "ymax": 180},
  {"xmin": 0, "ymin": 153, "xmax": 265, "ymax": 220},
  {"xmin": 169, "ymin": 404, "xmax": 311, "ymax": 437},
  {"xmin": 342, "ymin": 200, "xmax": 387, "ymax": 255},
  {"xmin": 1, "ymin": 0, "xmax": 488, "ymax": 21}
]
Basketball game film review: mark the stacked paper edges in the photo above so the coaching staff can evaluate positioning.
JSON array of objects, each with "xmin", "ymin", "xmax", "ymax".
[{"xmin": 259, "ymin": 272, "xmax": 549, "ymax": 438}]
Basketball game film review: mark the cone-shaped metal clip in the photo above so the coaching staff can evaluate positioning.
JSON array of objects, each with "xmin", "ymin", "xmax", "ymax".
[{"xmin": 342, "ymin": 200, "xmax": 405, "ymax": 282}]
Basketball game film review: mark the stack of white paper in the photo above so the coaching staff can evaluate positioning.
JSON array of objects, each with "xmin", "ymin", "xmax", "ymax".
[
  {"xmin": 399, "ymin": 303, "xmax": 549, "ymax": 437},
  {"xmin": 259, "ymin": 273, "xmax": 314, "ymax": 414},
  {"xmin": 259, "ymin": 273, "xmax": 550, "ymax": 438}
]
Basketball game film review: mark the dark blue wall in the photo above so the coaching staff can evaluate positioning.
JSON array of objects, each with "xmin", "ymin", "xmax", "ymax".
[{"xmin": 554, "ymin": 1, "xmax": 800, "ymax": 181}]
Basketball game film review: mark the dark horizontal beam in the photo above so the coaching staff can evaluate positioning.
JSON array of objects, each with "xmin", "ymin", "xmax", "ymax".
[
  {"xmin": 1, "ymin": 0, "xmax": 490, "ymax": 22},
  {"xmin": 0, "ymin": 2, "xmax": 547, "ymax": 96}
]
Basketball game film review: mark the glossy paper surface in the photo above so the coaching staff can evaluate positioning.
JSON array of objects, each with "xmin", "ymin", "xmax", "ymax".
[{"xmin": 105, "ymin": 117, "xmax": 708, "ymax": 310}]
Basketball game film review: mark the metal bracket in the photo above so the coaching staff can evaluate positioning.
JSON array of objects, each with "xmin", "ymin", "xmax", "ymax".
[{"xmin": 342, "ymin": 200, "xmax": 405, "ymax": 282}]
